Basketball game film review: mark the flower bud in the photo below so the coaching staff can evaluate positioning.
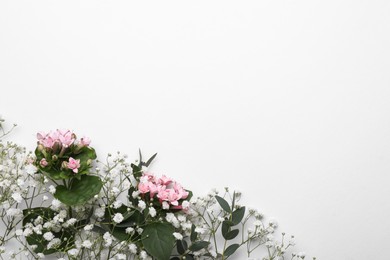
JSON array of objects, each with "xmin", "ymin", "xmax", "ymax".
[
  {"xmin": 37, "ymin": 144, "xmax": 44, "ymax": 152},
  {"xmin": 52, "ymin": 155, "xmax": 58, "ymax": 161},
  {"xmin": 61, "ymin": 161, "xmax": 68, "ymax": 169},
  {"xmin": 87, "ymin": 159, "xmax": 92, "ymax": 166}
]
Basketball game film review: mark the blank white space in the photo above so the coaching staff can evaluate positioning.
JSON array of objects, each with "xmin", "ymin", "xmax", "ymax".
[{"xmin": 1, "ymin": 1, "xmax": 390, "ymax": 259}]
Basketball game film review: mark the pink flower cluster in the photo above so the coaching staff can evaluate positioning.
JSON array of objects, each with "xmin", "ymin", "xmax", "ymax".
[
  {"xmin": 37, "ymin": 129, "xmax": 90, "ymax": 149},
  {"xmin": 138, "ymin": 173, "xmax": 190, "ymax": 210}
]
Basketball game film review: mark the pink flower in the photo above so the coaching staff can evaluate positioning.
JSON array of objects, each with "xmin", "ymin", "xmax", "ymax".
[
  {"xmin": 158, "ymin": 175, "xmax": 172, "ymax": 185},
  {"xmin": 58, "ymin": 130, "xmax": 74, "ymax": 147},
  {"xmin": 138, "ymin": 182, "xmax": 150, "ymax": 194},
  {"xmin": 80, "ymin": 136, "xmax": 91, "ymax": 146},
  {"xmin": 40, "ymin": 158, "xmax": 48, "ymax": 167},
  {"xmin": 67, "ymin": 157, "xmax": 80, "ymax": 173}
]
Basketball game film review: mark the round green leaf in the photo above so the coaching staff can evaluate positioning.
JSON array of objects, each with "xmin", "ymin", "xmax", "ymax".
[
  {"xmin": 142, "ymin": 222, "xmax": 175, "ymax": 260},
  {"xmin": 54, "ymin": 175, "xmax": 102, "ymax": 206}
]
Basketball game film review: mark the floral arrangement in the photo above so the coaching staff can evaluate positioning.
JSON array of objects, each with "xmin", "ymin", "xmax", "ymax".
[{"xmin": 0, "ymin": 117, "xmax": 314, "ymax": 260}]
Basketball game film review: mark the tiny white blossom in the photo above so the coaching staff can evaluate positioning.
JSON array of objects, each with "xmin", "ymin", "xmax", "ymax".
[
  {"xmin": 43, "ymin": 232, "xmax": 54, "ymax": 241},
  {"xmin": 84, "ymin": 224, "xmax": 94, "ymax": 231},
  {"xmin": 138, "ymin": 200, "xmax": 146, "ymax": 210},
  {"xmin": 94, "ymin": 207, "xmax": 105, "ymax": 218},
  {"xmin": 128, "ymin": 243, "xmax": 137, "ymax": 254},
  {"xmin": 48, "ymin": 185, "xmax": 56, "ymax": 194},
  {"xmin": 11, "ymin": 192, "xmax": 23, "ymax": 203},
  {"xmin": 173, "ymin": 232, "xmax": 183, "ymax": 240},
  {"xmin": 149, "ymin": 207, "xmax": 156, "ymax": 217},
  {"xmin": 113, "ymin": 200, "xmax": 123, "ymax": 209},
  {"xmin": 68, "ymin": 248, "xmax": 79, "ymax": 256},
  {"xmin": 113, "ymin": 213, "xmax": 124, "ymax": 223},
  {"xmin": 82, "ymin": 240, "xmax": 93, "ymax": 249}
]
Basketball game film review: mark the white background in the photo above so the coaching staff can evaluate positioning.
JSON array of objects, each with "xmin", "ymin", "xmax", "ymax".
[{"xmin": 1, "ymin": 1, "xmax": 390, "ymax": 259}]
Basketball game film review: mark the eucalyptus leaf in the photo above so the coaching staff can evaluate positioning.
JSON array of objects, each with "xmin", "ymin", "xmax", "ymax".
[
  {"xmin": 189, "ymin": 241, "xmax": 210, "ymax": 252},
  {"xmin": 215, "ymin": 195, "xmax": 231, "ymax": 213},
  {"xmin": 231, "ymin": 207, "xmax": 246, "ymax": 225},
  {"xmin": 224, "ymin": 243, "xmax": 240, "ymax": 258}
]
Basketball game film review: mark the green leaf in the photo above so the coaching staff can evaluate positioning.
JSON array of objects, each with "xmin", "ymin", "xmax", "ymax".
[
  {"xmin": 115, "ymin": 210, "xmax": 145, "ymax": 227},
  {"xmin": 189, "ymin": 241, "xmax": 210, "ymax": 252},
  {"xmin": 222, "ymin": 220, "xmax": 231, "ymax": 237},
  {"xmin": 54, "ymin": 175, "xmax": 102, "ymax": 206},
  {"xmin": 224, "ymin": 243, "xmax": 240, "ymax": 258},
  {"xmin": 142, "ymin": 222, "xmax": 175, "ymax": 260},
  {"xmin": 143, "ymin": 153, "xmax": 157, "ymax": 167},
  {"xmin": 215, "ymin": 195, "xmax": 231, "ymax": 213},
  {"xmin": 231, "ymin": 207, "xmax": 245, "ymax": 225},
  {"xmin": 74, "ymin": 146, "xmax": 97, "ymax": 161},
  {"xmin": 190, "ymin": 224, "xmax": 197, "ymax": 242},
  {"xmin": 176, "ymin": 239, "xmax": 187, "ymax": 255},
  {"xmin": 223, "ymin": 229, "xmax": 239, "ymax": 240}
]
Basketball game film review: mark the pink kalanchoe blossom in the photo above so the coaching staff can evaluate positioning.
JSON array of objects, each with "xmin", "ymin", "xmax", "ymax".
[
  {"xmin": 138, "ymin": 172, "xmax": 190, "ymax": 210},
  {"xmin": 158, "ymin": 175, "xmax": 172, "ymax": 185},
  {"xmin": 58, "ymin": 130, "xmax": 75, "ymax": 147},
  {"xmin": 67, "ymin": 157, "xmax": 81, "ymax": 173},
  {"xmin": 40, "ymin": 158, "xmax": 48, "ymax": 167},
  {"xmin": 37, "ymin": 129, "xmax": 75, "ymax": 148},
  {"xmin": 80, "ymin": 136, "xmax": 91, "ymax": 146}
]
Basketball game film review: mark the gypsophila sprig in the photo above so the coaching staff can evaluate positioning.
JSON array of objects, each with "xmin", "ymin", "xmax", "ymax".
[{"xmin": 0, "ymin": 117, "xmax": 315, "ymax": 260}]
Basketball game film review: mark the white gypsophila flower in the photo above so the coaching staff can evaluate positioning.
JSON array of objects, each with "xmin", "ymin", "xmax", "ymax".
[
  {"xmin": 181, "ymin": 200, "xmax": 190, "ymax": 210},
  {"xmin": 173, "ymin": 232, "xmax": 183, "ymax": 240},
  {"xmin": 24, "ymin": 164, "xmax": 37, "ymax": 175},
  {"xmin": 149, "ymin": 207, "xmax": 156, "ymax": 217},
  {"xmin": 82, "ymin": 240, "xmax": 93, "ymax": 249},
  {"xmin": 177, "ymin": 215, "xmax": 186, "ymax": 222},
  {"xmin": 128, "ymin": 243, "xmax": 137, "ymax": 254},
  {"xmin": 6, "ymin": 208, "xmax": 22, "ymax": 217},
  {"xmin": 50, "ymin": 199, "xmax": 62, "ymax": 211},
  {"xmin": 66, "ymin": 218, "xmax": 77, "ymax": 226},
  {"xmin": 162, "ymin": 201, "xmax": 169, "ymax": 210},
  {"xmin": 68, "ymin": 248, "xmax": 79, "ymax": 256},
  {"xmin": 253, "ymin": 220, "xmax": 262, "ymax": 227},
  {"xmin": 37, "ymin": 252, "xmax": 45, "ymax": 259},
  {"xmin": 195, "ymin": 227, "xmax": 206, "ymax": 234},
  {"xmin": 94, "ymin": 207, "xmax": 105, "ymax": 218},
  {"xmin": 113, "ymin": 200, "xmax": 123, "ymax": 209},
  {"xmin": 23, "ymin": 228, "xmax": 33, "ymax": 237},
  {"xmin": 47, "ymin": 238, "xmax": 61, "ymax": 249},
  {"xmin": 132, "ymin": 190, "xmax": 140, "ymax": 199},
  {"xmin": 116, "ymin": 253, "xmax": 126, "ymax": 259},
  {"xmin": 48, "ymin": 185, "xmax": 56, "ymax": 194},
  {"xmin": 140, "ymin": 250, "xmax": 150, "ymax": 260},
  {"xmin": 15, "ymin": 229, "xmax": 23, "ymax": 236},
  {"xmin": 269, "ymin": 218, "xmax": 278, "ymax": 228},
  {"xmin": 125, "ymin": 227, "xmax": 134, "ymax": 234},
  {"xmin": 43, "ymin": 232, "xmax": 54, "ymax": 241},
  {"xmin": 84, "ymin": 224, "xmax": 94, "ymax": 231},
  {"xmin": 297, "ymin": 252, "xmax": 306, "ymax": 258},
  {"xmin": 138, "ymin": 200, "xmax": 146, "ymax": 211},
  {"xmin": 113, "ymin": 213, "xmax": 124, "ymax": 223},
  {"xmin": 42, "ymin": 195, "xmax": 48, "ymax": 201},
  {"xmin": 103, "ymin": 232, "xmax": 113, "ymax": 247}
]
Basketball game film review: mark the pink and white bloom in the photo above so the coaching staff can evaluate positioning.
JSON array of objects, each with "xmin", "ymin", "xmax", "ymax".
[
  {"xmin": 67, "ymin": 157, "xmax": 80, "ymax": 173},
  {"xmin": 80, "ymin": 136, "xmax": 91, "ymax": 146},
  {"xmin": 40, "ymin": 158, "xmax": 48, "ymax": 167}
]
